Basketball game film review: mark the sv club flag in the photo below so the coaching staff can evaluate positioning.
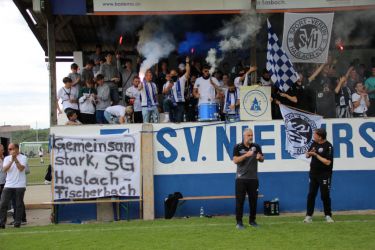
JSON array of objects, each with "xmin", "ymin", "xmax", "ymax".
[
  {"xmin": 279, "ymin": 104, "xmax": 324, "ymax": 161},
  {"xmin": 282, "ymin": 12, "xmax": 334, "ymax": 63}
]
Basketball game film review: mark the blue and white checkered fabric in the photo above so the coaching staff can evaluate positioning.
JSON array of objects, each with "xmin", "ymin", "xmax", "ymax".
[{"xmin": 266, "ymin": 19, "xmax": 299, "ymax": 92}]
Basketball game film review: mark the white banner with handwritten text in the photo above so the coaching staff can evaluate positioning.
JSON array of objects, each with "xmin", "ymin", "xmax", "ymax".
[{"xmin": 52, "ymin": 133, "xmax": 140, "ymax": 200}]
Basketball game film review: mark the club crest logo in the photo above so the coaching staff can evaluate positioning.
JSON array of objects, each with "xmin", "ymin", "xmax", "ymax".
[
  {"xmin": 286, "ymin": 17, "xmax": 329, "ymax": 60},
  {"xmin": 243, "ymin": 90, "xmax": 268, "ymax": 117},
  {"xmin": 284, "ymin": 112, "xmax": 318, "ymax": 154}
]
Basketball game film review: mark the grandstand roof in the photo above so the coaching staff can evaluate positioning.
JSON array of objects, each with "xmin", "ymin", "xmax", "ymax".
[
  {"xmin": 13, "ymin": 0, "xmax": 121, "ymax": 59},
  {"xmin": 13, "ymin": 0, "xmax": 375, "ymax": 61}
]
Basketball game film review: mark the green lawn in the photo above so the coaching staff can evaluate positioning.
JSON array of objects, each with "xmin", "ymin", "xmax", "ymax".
[
  {"xmin": 1, "ymin": 215, "xmax": 375, "ymax": 249},
  {"xmin": 27, "ymin": 157, "xmax": 50, "ymax": 185}
]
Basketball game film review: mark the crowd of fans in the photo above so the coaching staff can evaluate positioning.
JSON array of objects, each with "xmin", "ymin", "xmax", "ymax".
[{"xmin": 56, "ymin": 45, "xmax": 375, "ymax": 125}]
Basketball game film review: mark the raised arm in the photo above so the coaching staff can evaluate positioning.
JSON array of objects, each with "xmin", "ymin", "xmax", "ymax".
[
  {"xmin": 334, "ymin": 76, "xmax": 346, "ymax": 94},
  {"xmin": 308, "ymin": 63, "xmax": 326, "ymax": 83},
  {"xmin": 184, "ymin": 57, "xmax": 191, "ymax": 79}
]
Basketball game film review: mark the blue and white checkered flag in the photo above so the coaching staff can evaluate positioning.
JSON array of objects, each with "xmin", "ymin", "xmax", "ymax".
[{"xmin": 266, "ymin": 19, "xmax": 299, "ymax": 92}]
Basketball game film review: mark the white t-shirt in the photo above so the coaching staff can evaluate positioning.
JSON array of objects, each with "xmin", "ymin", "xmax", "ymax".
[
  {"xmin": 3, "ymin": 154, "xmax": 28, "ymax": 188},
  {"xmin": 235, "ymin": 73, "xmax": 251, "ymax": 87},
  {"xmin": 352, "ymin": 93, "xmax": 369, "ymax": 114},
  {"xmin": 105, "ymin": 105, "xmax": 126, "ymax": 117},
  {"xmin": 57, "ymin": 86, "xmax": 79, "ymax": 111},
  {"xmin": 234, "ymin": 76, "xmax": 242, "ymax": 87},
  {"xmin": 125, "ymin": 86, "xmax": 142, "ymax": 112},
  {"xmin": 79, "ymin": 93, "xmax": 96, "ymax": 114},
  {"xmin": 223, "ymin": 87, "xmax": 240, "ymax": 114},
  {"xmin": 194, "ymin": 77, "xmax": 219, "ymax": 105},
  {"xmin": 140, "ymin": 82, "xmax": 158, "ymax": 107}
]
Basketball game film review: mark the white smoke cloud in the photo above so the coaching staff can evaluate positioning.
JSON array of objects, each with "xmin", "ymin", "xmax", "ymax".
[
  {"xmin": 333, "ymin": 10, "xmax": 375, "ymax": 46},
  {"xmin": 218, "ymin": 9, "xmax": 264, "ymax": 52},
  {"xmin": 205, "ymin": 48, "xmax": 220, "ymax": 74},
  {"xmin": 137, "ymin": 21, "xmax": 175, "ymax": 79}
]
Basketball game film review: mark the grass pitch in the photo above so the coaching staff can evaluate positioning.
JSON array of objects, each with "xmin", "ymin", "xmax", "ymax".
[
  {"xmin": 27, "ymin": 157, "xmax": 50, "ymax": 185},
  {"xmin": 1, "ymin": 214, "xmax": 374, "ymax": 250}
]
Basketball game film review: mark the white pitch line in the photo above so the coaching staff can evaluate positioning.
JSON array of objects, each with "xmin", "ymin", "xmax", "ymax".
[{"xmin": 0, "ymin": 220, "xmax": 374, "ymax": 236}]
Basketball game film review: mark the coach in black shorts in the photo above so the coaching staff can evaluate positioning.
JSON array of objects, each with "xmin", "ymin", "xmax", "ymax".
[
  {"xmin": 233, "ymin": 128, "xmax": 264, "ymax": 230},
  {"xmin": 304, "ymin": 128, "xmax": 334, "ymax": 223}
]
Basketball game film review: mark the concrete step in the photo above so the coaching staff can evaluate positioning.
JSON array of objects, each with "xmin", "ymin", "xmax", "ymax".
[{"xmin": 25, "ymin": 184, "xmax": 52, "ymax": 209}]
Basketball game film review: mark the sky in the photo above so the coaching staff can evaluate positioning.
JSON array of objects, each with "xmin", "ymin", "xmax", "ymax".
[{"xmin": 0, "ymin": 0, "xmax": 68, "ymax": 129}]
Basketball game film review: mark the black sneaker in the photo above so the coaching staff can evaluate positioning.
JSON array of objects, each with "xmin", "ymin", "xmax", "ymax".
[
  {"xmin": 0, "ymin": 224, "xmax": 5, "ymax": 229},
  {"xmin": 249, "ymin": 221, "xmax": 258, "ymax": 227},
  {"xmin": 236, "ymin": 223, "xmax": 245, "ymax": 230}
]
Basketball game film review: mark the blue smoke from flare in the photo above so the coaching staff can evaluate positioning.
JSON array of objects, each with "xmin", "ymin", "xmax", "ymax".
[{"xmin": 178, "ymin": 32, "xmax": 219, "ymax": 56}]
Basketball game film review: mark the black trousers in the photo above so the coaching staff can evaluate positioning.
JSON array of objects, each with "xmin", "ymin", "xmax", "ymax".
[
  {"xmin": 0, "ymin": 188, "xmax": 26, "ymax": 227},
  {"xmin": 80, "ymin": 113, "xmax": 96, "ymax": 124},
  {"xmin": 367, "ymin": 99, "xmax": 375, "ymax": 117},
  {"xmin": 185, "ymin": 98, "xmax": 197, "ymax": 122},
  {"xmin": 106, "ymin": 81, "xmax": 120, "ymax": 105},
  {"xmin": 133, "ymin": 111, "xmax": 143, "ymax": 123},
  {"xmin": 12, "ymin": 197, "xmax": 26, "ymax": 222},
  {"xmin": 235, "ymin": 179, "xmax": 258, "ymax": 224},
  {"xmin": 306, "ymin": 173, "xmax": 332, "ymax": 216},
  {"xmin": 0, "ymin": 184, "xmax": 4, "ymax": 198},
  {"xmin": 174, "ymin": 103, "xmax": 185, "ymax": 122}
]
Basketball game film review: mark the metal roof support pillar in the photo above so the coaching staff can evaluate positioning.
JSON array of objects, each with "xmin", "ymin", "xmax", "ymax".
[
  {"xmin": 250, "ymin": 0, "xmax": 257, "ymax": 84},
  {"xmin": 47, "ymin": 16, "xmax": 57, "ymax": 126}
]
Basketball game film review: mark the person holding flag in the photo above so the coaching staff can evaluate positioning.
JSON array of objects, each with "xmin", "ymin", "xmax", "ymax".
[
  {"xmin": 279, "ymin": 102, "xmax": 332, "ymax": 223},
  {"xmin": 266, "ymin": 19, "xmax": 300, "ymax": 119}
]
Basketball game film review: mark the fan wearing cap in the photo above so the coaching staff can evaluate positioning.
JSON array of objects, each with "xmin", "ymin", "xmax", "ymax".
[{"xmin": 232, "ymin": 128, "xmax": 264, "ymax": 229}]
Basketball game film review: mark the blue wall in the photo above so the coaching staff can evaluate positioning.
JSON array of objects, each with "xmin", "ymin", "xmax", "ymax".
[
  {"xmin": 51, "ymin": 0, "xmax": 86, "ymax": 15},
  {"xmin": 154, "ymin": 170, "xmax": 375, "ymax": 218},
  {"xmin": 57, "ymin": 170, "xmax": 375, "ymax": 221},
  {"xmin": 56, "ymin": 198, "xmax": 141, "ymax": 223}
]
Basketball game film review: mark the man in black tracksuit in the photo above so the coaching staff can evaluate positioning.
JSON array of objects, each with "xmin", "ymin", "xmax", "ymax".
[
  {"xmin": 304, "ymin": 128, "xmax": 334, "ymax": 223},
  {"xmin": 233, "ymin": 128, "xmax": 264, "ymax": 229}
]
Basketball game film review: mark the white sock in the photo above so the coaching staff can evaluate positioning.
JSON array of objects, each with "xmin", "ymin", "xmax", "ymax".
[{"xmin": 164, "ymin": 113, "xmax": 170, "ymax": 121}]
